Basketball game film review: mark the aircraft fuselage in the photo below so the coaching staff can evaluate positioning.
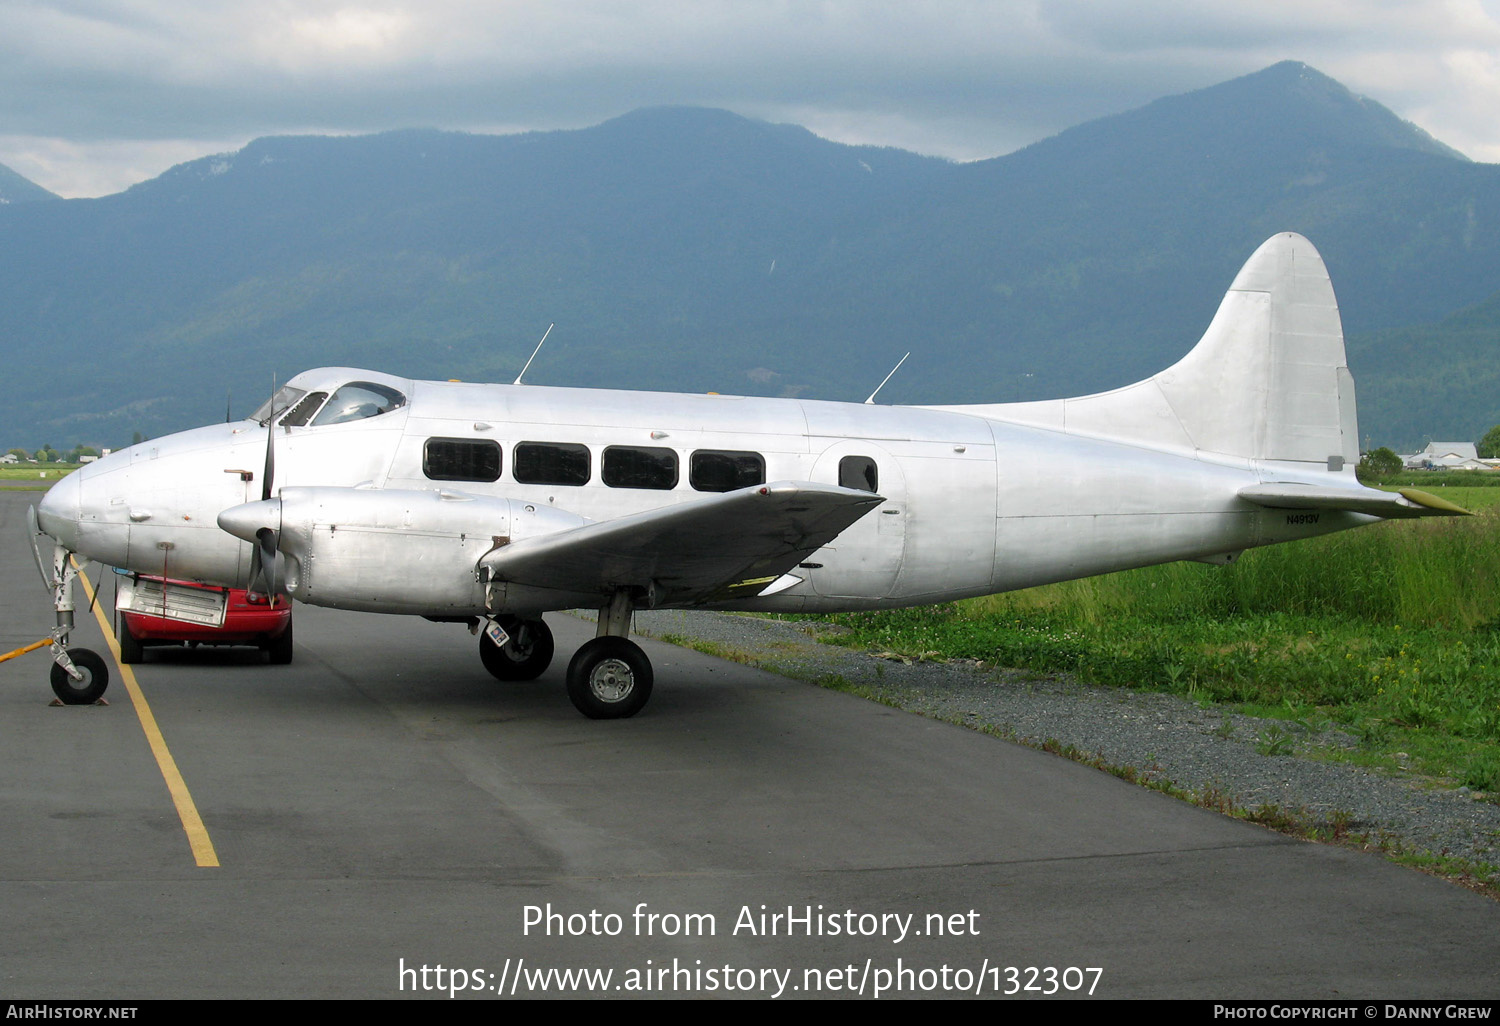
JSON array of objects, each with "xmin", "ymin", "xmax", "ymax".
[{"xmin": 39, "ymin": 365, "xmax": 1365, "ymax": 618}]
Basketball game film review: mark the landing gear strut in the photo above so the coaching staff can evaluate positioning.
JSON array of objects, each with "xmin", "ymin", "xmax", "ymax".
[
  {"xmin": 566, "ymin": 590, "xmax": 652, "ymax": 719},
  {"xmin": 31, "ymin": 531, "xmax": 110, "ymax": 704}
]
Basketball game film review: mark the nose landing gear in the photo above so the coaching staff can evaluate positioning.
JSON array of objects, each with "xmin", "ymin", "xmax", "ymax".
[
  {"xmin": 49, "ymin": 647, "xmax": 110, "ymax": 705},
  {"xmin": 45, "ymin": 542, "xmax": 111, "ymax": 704},
  {"xmin": 9, "ymin": 513, "xmax": 112, "ymax": 705}
]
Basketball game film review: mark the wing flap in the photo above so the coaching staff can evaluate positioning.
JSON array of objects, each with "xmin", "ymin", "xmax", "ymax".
[
  {"xmin": 481, "ymin": 481, "xmax": 883, "ymax": 605},
  {"xmin": 1238, "ymin": 483, "xmax": 1471, "ymax": 519}
]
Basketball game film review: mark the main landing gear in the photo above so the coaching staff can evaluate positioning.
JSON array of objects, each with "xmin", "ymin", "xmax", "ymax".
[
  {"xmin": 478, "ymin": 590, "xmax": 653, "ymax": 720},
  {"xmin": 567, "ymin": 591, "xmax": 652, "ymax": 719}
]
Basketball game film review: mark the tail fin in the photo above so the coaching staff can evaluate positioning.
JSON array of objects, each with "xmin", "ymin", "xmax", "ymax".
[{"xmin": 950, "ymin": 233, "xmax": 1358, "ymax": 468}]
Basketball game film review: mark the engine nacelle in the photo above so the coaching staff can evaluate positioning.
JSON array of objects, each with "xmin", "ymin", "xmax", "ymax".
[{"xmin": 268, "ymin": 486, "xmax": 587, "ymax": 614}]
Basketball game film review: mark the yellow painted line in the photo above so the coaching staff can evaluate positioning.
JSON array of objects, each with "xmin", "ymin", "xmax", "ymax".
[{"xmin": 75, "ymin": 567, "xmax": 221, "ymax": 868}]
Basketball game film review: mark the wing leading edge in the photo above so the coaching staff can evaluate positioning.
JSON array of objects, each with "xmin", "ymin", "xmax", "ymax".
[{"xmin": 480, "ymin": 481, "xmax": 884, "ymax": 605}]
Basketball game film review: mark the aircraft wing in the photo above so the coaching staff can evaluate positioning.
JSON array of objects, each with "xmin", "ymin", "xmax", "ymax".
[
  {"xmin": 1238, "ymin": 484, "xmax": 1470, "ymax": 519},
  {"xmin": 480, "ymin": 481, "xmax": 884, "ymax": 605}
]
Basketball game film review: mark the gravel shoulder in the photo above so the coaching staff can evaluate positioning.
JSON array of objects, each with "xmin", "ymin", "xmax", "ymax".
[{"xmin": 633, "ymin": 609, "xmax": 1500, "ymax": 874}]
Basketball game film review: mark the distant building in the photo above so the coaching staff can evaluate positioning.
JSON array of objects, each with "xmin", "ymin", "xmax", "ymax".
[{"xmin": 1401, "ymin": 441, "xmax": 1493, "ymax": 471}]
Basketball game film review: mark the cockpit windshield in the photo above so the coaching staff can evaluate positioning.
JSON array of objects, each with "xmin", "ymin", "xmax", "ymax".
[
  {"xmin": 309, "ymin": 382, "xmax": 407, "ymax": 426},
  {"xmin": 252, "ymin": 385, "xmax": 306, "ymax": 426}
]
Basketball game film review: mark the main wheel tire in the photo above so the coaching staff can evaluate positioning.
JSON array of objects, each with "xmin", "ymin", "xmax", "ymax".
[
  {"xmin": 50, "ymin": 648, "xmax": 110, "ymax": 705},
  {"xmin": 565, "ymin": 637, "xmax": 652, "ymax": 719},
  {"xmin": 265, "ymin": 619, "xmax": 294, "ymax": 665},
  {"xmin": 116, "ymin": 613, "xmax": 143, "ymax": 664},
  {"xmin": 479, "ymin": 618, "xmax": 554, "ymax": 681}
]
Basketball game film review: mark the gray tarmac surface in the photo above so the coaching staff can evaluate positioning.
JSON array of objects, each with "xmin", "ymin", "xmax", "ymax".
[
  {"xmin": 3, "ymin": 490, "xmax": 1499, "ymax": 1000},
  {"xmin": 629, "ymin": 611, "xmax": 1500, "ymax": 867}
]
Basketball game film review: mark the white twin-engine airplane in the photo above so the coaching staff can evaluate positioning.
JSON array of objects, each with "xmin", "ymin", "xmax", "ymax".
[{"xmin": 32, "ymin": 233, "xmax": 1466, "ymax": 717}]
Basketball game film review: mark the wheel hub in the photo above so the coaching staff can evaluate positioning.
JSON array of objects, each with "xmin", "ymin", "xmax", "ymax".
[{"xmin": 588, "ymin": 658, "xmax": 635, "ymax": 702}]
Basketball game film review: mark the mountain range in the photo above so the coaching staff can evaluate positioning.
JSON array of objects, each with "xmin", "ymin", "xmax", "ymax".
[
  {"xmin": 0, "ymin": 163, "xmax": 58, "ymax": 205},
  {"xmin": 1, "ymin": 60, "xmax": 1496, "ymax": 451}
]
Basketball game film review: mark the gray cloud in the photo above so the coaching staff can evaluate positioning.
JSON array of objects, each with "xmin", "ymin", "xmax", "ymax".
[{"xmin": 3, "ymin": 0, "xmax": 1498, "ymax": 197}]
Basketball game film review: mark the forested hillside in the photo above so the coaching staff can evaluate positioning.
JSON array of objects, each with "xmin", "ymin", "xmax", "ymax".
[{"xmin": 2, "ymin": 61, "xmax": 1495, "ymax": 450}]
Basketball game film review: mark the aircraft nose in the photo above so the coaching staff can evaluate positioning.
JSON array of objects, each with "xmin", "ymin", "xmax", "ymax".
[{"xmin": 36, "ymin": 472, "xmax": 82, "ymax": 549}]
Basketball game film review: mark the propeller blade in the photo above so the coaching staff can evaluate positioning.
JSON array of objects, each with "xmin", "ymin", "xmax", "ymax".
[
  {"xmin": 261, "ymin": 375, "xmax": 278, "ymax": 502},
  {"xmin": 256, "ymin": 527, "xmax": 282, "ymax": 603}
]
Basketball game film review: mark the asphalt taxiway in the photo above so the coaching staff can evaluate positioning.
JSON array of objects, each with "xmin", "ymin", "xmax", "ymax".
[{"xmin": 2, "ymin": 490, "xmax": 1497, "ymax": 999}]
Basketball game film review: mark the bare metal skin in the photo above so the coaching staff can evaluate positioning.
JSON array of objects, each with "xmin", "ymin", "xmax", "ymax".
[{"xmin": 34, "ymin": 234, "xmax": 1463, "ymax": 717}]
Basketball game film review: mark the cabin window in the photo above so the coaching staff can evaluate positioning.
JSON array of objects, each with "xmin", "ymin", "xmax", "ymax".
[
  {"xmin": 424, "ymin": 438, "xmax": 502, "ymax": 482},
  {"xmin": 514, "ymin": 442, "xmax": 591, "ymax": 486},
  {"xmin": 279, "ymin": 391, "xmax": 328, "ymax": 427},
  {"xmin": 603, "ymin": 446, "xmax": 678, "ymax": 490},
  {"xmin": 310, "ymin": 382, "xmax": 408, "ymax": 426},
  {"xmin": 690, "ymin": 450, "xmax": 765, "ymax": 492},
  {"xmin": 839, "ymin": 455, "xmax": 878, "ymax": 492}
]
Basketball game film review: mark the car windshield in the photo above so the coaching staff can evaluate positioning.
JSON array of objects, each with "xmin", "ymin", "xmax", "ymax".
[{"xmin": 309, "ymin": 382, "xmax": 407, "ymax": 426}]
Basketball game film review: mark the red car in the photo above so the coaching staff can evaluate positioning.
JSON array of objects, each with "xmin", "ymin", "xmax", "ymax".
[{"xmin": 115, "ymin": 574, "xmax": 293, "ymax": 665}]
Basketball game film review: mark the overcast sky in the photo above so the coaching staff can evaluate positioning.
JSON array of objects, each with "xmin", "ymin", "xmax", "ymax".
[{"xmin": 4, "ymin": 0, "xmax": 1499, "ymax": 198}]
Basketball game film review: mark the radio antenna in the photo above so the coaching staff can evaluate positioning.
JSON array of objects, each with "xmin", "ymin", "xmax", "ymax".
[
  {"xmin": 863, "ymin": 352, "xmax": 910, "ymax": 405},
  {"xmin": 513, "ymin": 323, "xmax": 554, "ymax": 385}
]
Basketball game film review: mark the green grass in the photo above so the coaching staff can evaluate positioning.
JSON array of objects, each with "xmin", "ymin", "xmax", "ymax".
[
  {"xmin": 1386, "ymin": 471, "xmax": 1500, "ymax": 489},
  {"xmin": 0, "ymin": 465, "xmax": 79, "ymax": 490},
  {"xmin": 818, "ymin": 508, "xmax": 1500, "ymax": 787},
  {"xmin": 0, "ymin": 464, "xmax": 80, "ymax": 483}
]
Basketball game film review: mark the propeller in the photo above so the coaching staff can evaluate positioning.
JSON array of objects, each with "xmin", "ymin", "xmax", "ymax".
[
  {"xmin": 261, "ymin": 382, "xmax": 276, "ymax": 502},
  {"xmin": 244, "ymin": 378, "xmax": 284, "ymax": 604},
  {"xmin": 253, "ymin": 527, "xmax": 281, "ymax": 604}
]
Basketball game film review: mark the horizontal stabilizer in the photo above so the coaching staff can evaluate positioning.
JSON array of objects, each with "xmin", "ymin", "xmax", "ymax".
[
  {"xmin": 1238, "ymin": 483, "xmax": 1471, "ymax": 519},
  {"xmin": 481, "ymin": 481, "xmax": 883, "ymax": 604}
]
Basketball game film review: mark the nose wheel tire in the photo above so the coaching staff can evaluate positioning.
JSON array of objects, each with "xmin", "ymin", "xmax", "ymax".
[
  {"xmin": 50, "ymin": 648, "xmax": 110, "ymax": 705},
  {"xmin": 480, "ymin": 618, "xmax": 555, "ymax": 681},
  {"xmin": 566, "ymin": 637, "xmax": 652, "ymax": 719}
]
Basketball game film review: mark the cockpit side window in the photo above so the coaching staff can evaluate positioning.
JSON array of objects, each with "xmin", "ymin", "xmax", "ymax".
[
  {"xmin": 279, "ymin": 391, "xmax": 328, "ymax": 427},
  {"xmin": 309, "ymin": 382, "xmax": 407, "ymax": 427}
]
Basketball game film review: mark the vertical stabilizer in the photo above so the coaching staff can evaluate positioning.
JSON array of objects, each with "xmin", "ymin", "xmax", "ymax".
[
  {"xmin": 1153, "ymin": 232, "xmax": 1355, "ymax": 464},
  {"xmin": 941, "ymin": 233, "xmax": 1358, "ymax": 467}
]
